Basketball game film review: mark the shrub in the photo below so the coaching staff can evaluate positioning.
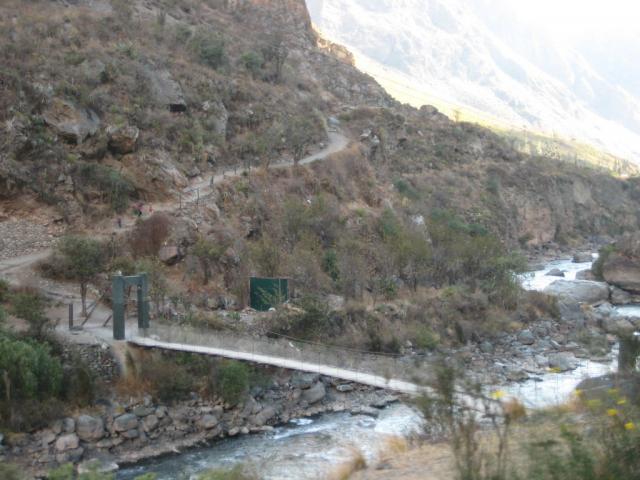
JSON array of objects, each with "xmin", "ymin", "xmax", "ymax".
[
  {"xmin": 129, "ymin": 213, "xmax": 172, "ymax": 258},
  {"xmin": 240, "ymin": 51, "xmax": 264, "ymax": 77},
  {"xmin": 10, "ymin": 289, "xmax": 52, "ymax": 338},
  {"xmin": 71, "ymin": 162, "xmax": 134, "ymax": 212},
  {"xmin": 194, "ymin": 31, "xmax": 226, "ymax": 69},
  {"xmin": 413, "ymin": 325, "xmax": 439, "ymax": 350},
  {"xmin": 217, "ymin": 360, "xmax": 249, "ymax": 405},
  {"xmin": 138, "ymin": 359, "xmax": 195, "ymax": 404},
  {"xmin": 0, "ymin": 277, "xmax": 10, "ymax": 302}
]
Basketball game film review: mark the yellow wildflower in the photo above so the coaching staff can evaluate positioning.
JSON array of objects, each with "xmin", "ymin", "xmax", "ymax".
[
  {"xmin": 574, "ymin": 389, "xmax": 583, "ymax": 396},
  {"xmin": 607, "ymin": 409, "xmax": 618, "ymax": 417},
  {"xmin": 607, "ymin": 388, "xmax": 620, "ymax": 397},
  {"xmin": 549, "ymin": 367, "xmax": 562, "ymax": 374},
  {"xmin": 617, "ymin": 398, "xmax": 627, "ymax": 406},
  {"xmin": 624, "ymin": 422, "xmax": 635, "ymax": 431},
  {"xmin": 491, "ymin": 390, "xmax": 506, "ymax": 400}
]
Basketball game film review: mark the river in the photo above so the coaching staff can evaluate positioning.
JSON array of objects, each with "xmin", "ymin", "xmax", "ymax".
[{"xmin": 118, "ymin": 254, "xmax": 629, "ymax": 479}]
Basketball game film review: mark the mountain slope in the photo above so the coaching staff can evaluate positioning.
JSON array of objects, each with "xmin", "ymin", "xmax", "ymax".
[{"xmin": 306, "ymin": 0, "xmax": 640, "ymax": 164}]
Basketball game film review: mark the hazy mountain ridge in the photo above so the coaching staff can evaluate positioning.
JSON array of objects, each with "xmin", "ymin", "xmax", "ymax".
[{"xmin": 307, "ymin": 0, "xmax": 640, "ymax": 163}]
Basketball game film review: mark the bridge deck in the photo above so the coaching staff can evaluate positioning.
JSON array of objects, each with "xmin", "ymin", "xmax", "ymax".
[{"xmin": 129, "ymin": 336, "xmax": 422, "ymax": 395}]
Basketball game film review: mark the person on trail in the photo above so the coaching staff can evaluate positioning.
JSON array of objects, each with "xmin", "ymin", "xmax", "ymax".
[
  {"xmin": 148, "ymin": 204, "xmax": 153, "ymax": 214},
  {"xmin": 117, "ymin": 217, "xmax": 122, "ymax": 229}
]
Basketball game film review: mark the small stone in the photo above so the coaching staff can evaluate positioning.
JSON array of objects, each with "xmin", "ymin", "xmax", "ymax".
[
  {"xmin": 518, "ymin": 330, "xmax": 535, "ymax": 345},
  {"xmin": 546, "ymin": 268, "xmax": 565, "ymax": 277},
  {"xmin": 336, "ymin": 384, "xmax": 354, "ymax": 393},
  {"xmin": 253, "ymin": 407, "xmax": 276, "ymax": 427},
  {"xmin": 228, "ymin": 427, "xmax": 240, "ymax": 437},
  {"xmin": 479, "ymin": 341, "xmax": 494, "ymax": 354}
]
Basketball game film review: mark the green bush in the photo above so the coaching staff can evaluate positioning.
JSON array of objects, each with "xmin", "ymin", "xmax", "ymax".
[
  {"xmin": 72, "ymin": 162, "xmax": 134, "ymax": 212},
  {"xmin": 413, "ymin": 325, "xmax": 439, "ymax": 350},
  {"xmin": 10, "ymin": 289, "xmax": 51, "ymax": 338},
  {"xmin": 193, "ymin": 31, "xmax": 226, "ymax": 69},
  {"xmin": 139, "ymin": 359, "xmax": 195, "ymax": 404},
  {"xmin": 0, "ymin": 277, "xmax": 10, "ymax": 302},
  {"xmin": 240, "ymin": 51, "xmax": 264, "ymax": 77},
  {"xmin": 217, "ymin": 360, "xmax": 249, "ymax": 405},
  {"xmin": 0, "ymin": 333, "xmax": 63, "ymax": 401}
]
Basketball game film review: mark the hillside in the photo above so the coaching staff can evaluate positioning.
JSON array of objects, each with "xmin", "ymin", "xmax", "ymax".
[
  {"xmin": 1, "ymin": 0, "xmax": 640, "ymax": 349},
  {"xmin": 307, "ymin": 0, "xmax": 640, "ymax": 165}
]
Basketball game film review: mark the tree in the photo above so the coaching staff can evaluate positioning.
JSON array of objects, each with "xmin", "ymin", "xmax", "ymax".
[
  {"xmin": 135, "ymin": 258, "xmax": 168, "ymax": 317},
  {"xmin": 56, "ymin": 236, "xmax": 106, "ymax": 317},
  {"xmin": 193, "ymin": 238, "xmax": 227, "ymax": 286},
  {"xmin": 261, "ymin": 32, "xmax": 289, "ymax": 83},
  {"xmin": 285, "ymin": 115, "xmax": 317, "ymax": 166}
]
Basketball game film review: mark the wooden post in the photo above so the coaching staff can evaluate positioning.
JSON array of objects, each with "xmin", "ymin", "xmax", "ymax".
[{"xmin": 68, "ymin": 303, "xmax": 74, "ymax": 330}]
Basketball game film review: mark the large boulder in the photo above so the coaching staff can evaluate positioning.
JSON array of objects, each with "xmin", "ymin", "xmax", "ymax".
[
  {"xmin": 202, "ymin": 99, "xmax": 228, "ymax": 137},
  {"xmin": 43, "ymin": 98, "xmax": 100, "ymax": 144},
  {"xmin": 76, "ymin": 415, "xmax": 105, "ymax": 442},
  {"xmin": 543, "ymin": 280, "xmax": 609, "ymax": 304},
  {"xmin": 107, "ymin": 124, "xmax": 139, "ymax": 155},
  {"xmin": 146, "ymin": 68, "xmax": 186, "ymax": 111},
  {"xmin": 302, "ymin": 382, "xmax": 326, "ymax": 404},
  {"xmin": 113, "ymin": 413, "xmax": 138, "ymax": 433},
  {"xmin": 573, "ymin": 253, "xmax": 593, "ymax": 263},
  {"xmin": 602, "ymin": 253, "xmax": 640, "ymax": 294},
  {"xmin": 55, "ymin": 433, "xmax": 79, "ymax": 452}
]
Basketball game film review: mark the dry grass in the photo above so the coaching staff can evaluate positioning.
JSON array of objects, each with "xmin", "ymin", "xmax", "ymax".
[{"xmin": 328, "ymin": 448, "xmax": 367, "ymax": 480}]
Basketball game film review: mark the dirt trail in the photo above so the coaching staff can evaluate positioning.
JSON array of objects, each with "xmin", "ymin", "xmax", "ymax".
[{"xmin": 0, "ymin": 128, "xmax": 351, "ymax": 346}]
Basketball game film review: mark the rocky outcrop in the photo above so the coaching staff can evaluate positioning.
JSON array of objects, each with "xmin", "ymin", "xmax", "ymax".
[
  {"xmin": 543, "ymin": 280, "xmax": 609, "ymax": 304},
  {"xmin": 145, "ymin": 69, "xmax": 187, "ymax": 111},
  {"xmin": 602, "ymin": 253, "xmax": 640, "ymax": 294},
  {"xmin": 43, "ymin": 98, "xmax": 100, "ymax": 144},
  {"xmin": 107, "ymin": 125, "xmax": 139, "ymax": 155}
]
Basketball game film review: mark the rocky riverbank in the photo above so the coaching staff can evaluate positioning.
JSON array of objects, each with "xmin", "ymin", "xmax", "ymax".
[{"xmin": 0, "ymin": 363, "xmax": 400, "ymax": 478}]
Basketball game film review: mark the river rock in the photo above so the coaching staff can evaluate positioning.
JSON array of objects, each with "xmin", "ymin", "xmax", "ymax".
[
  {"xmin": 548, "ymin": 352, "xmax": 578, "ymax": 372},
  {"xmin": 602, "ymin": 252, "xmax": 640, "ymax": 294},
  {"xmin": 57, "ymin": 447, "xmax": 84, "ymax": 464},
  {"xmin": 142, "ymin": 414, "xmax": 159, "ymax": 432},
  {"xmin": 302, "ymin": 382, "xmax": 326, "ymax": 404},
  {"xmin": 543, "ymin": 280, "xmax": 609, "ymax": 304},
  {"xmin": 55, "ymin": 433, "xmax": 79, "ymax": 452},
  {"xmin": 133, "ymin": 406, "xmax": 155, "ymax": 418},
  {"xmin": 576, "ymin": 269, "xmax": 596, "ymax": 280},
  {"xmin": 76, "ymin": 415, "xmax": 105, "ymax": 441},
  {"xmin": 546, "ymin": 268, "xmax": 565, "ymax": 277},
  {"xmin": 43, "ymin": 98, "xmax": 100, "ymax": 144},
  {"xmin": 518, "ymin": 330, "xmax": 536, "ymax": 345},
  {"xmin": 121, "ymin": 429, "xmax": 139, "ymax": 439},
  {"xmin": 113, "ymin": 414, "xmax": 138, "ymax": 432},
  {"xmin": 610, "ymin": 286, "xmax": 634, "ymax": 305},
  {"xmin": 63, "ymin": 417, "xmax": 76, "ymax": 433},
  {"xmin": 252, "ymin": 406, "xmax": 276, "ymax": 427},
  {"xmin": 573, "ymin": 253, "xmax": 593, "ymax": 263},
  {"xmin": 197, "ymin": 415, "xmax": 219, "ymax": 430}
]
